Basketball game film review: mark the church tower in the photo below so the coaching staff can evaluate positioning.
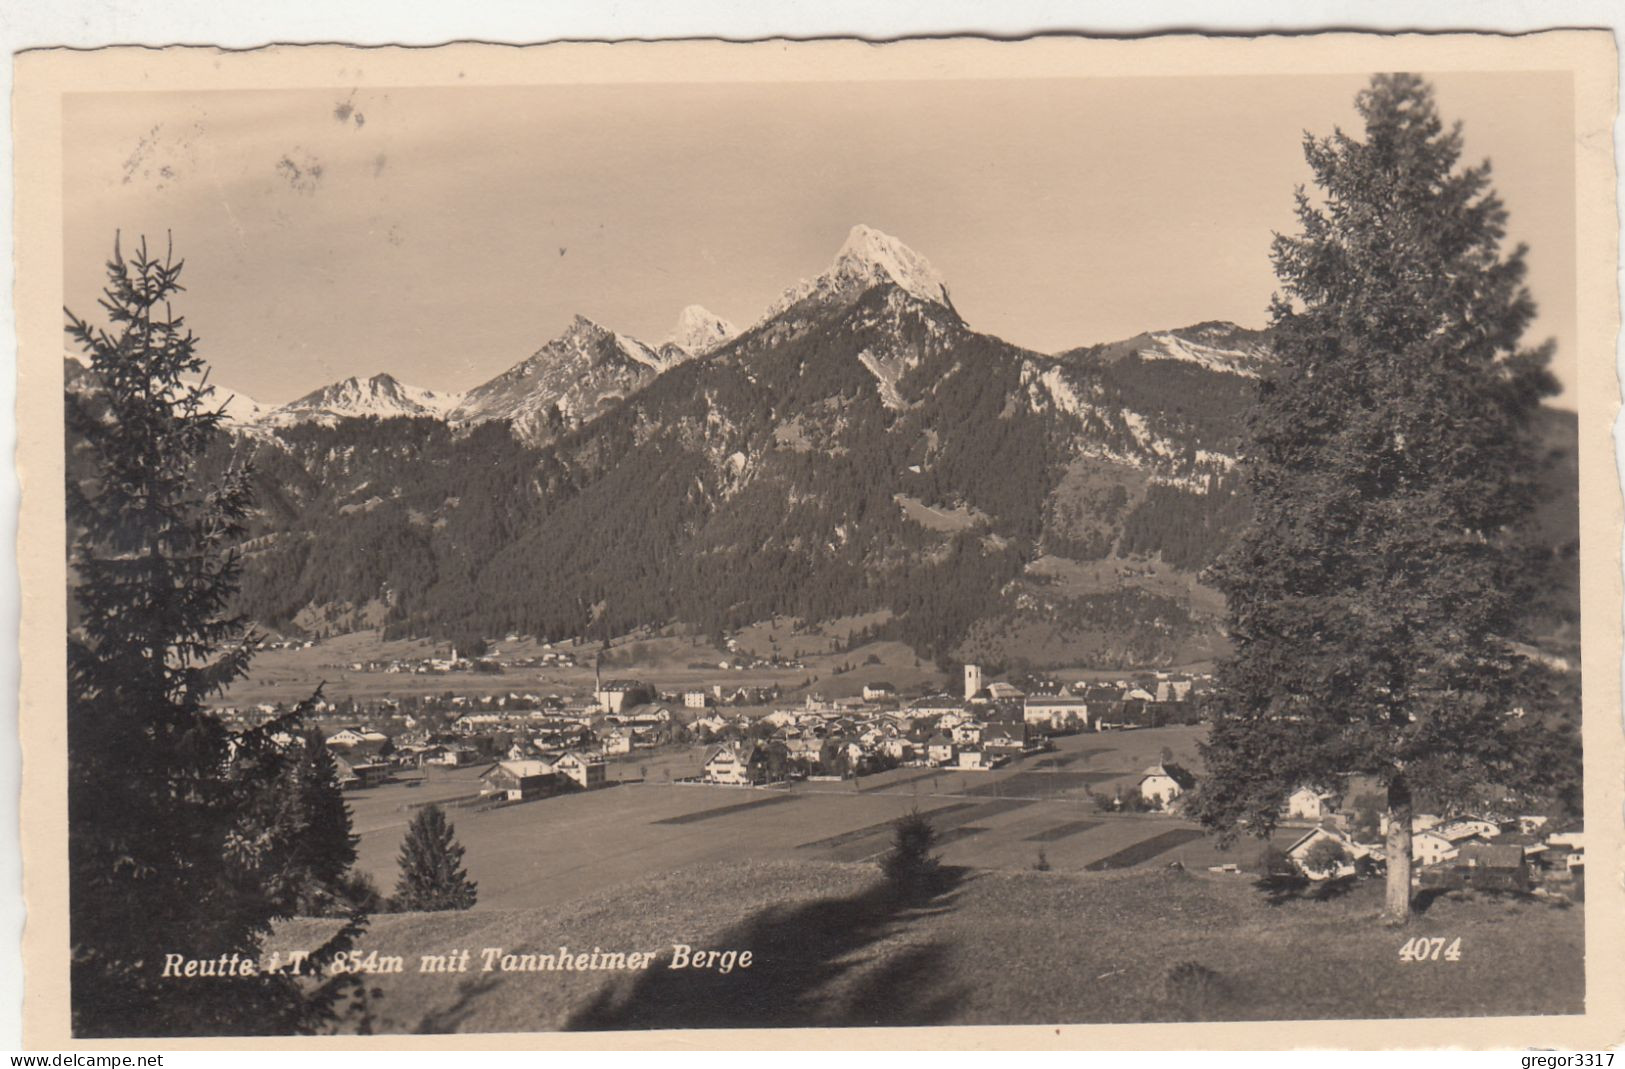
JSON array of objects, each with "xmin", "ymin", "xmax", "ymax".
[{"xmin": 963, "ymin": 663, "xmax": 982, "ymax": 702}]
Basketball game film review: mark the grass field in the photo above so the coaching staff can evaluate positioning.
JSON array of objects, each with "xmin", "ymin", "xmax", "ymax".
[
  {"xmin": 218, "ymin": 623, "xmax": 949, "ymax": 706},
  {"xmin": 343, "ymin": 726, "xmax": 1235, "ymax": 909},
  {"xmin": 272, "ymin": 859, "xmax": 1584, "ymax": 1033}
]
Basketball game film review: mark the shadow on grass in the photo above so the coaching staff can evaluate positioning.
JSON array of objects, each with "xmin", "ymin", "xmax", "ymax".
[
  {"xmin": 563, "ymin": 866, "xmax": 973, "ymax": 1030},
  {"xmin": 413, "ymin": 974, "xmax": 504, "ymax": 1034},
  {"xmin": 1253, "ymin": 873, "xmax": 1361, "ymax": 906}
]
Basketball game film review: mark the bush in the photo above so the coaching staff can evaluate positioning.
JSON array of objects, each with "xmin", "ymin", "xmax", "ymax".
[
  {"xmin": 331, "ymin": 870, "xmax": 387, "ymax": 916},
  {"xmin": 1159, "ymin": 961, "xmax": 1225, "ymax": 1019},
  {"xmin": 880, "ymin": 809, "xmax": 942, "ymax": 902},
  {"xmin": 1301, "ymin": 839, "xmax": 1351, "ymax": 879},
  {"xmin": 1033, "ymin": 848, "xmax": 1052, "ymax": 872},
  {"xmin": 1256, "ymin": 844, "xmax": 1297, "ymax": 878}
]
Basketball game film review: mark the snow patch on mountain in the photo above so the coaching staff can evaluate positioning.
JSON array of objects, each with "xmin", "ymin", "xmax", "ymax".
[
  {"xmin": 210, "ymin": 387, "xmax": 271, "ymax": 426},
  {"xmin": 263, "ymin": 373, "xmax": 462, "ymax": 427},
  {"xmin": 762, "ymin": 224, "xmax": 952, "ymax": 323},
  {"xmin": 615, "ymin": 332, "xmax": 665, "ymax": 371},
  {"xmin": 1139, "ymin": 329, "xmax": 1264, "ymax": 378},
  {"xmin": 858, "ymin": 350, "xmax": 908, "ymax": 411},
  {"xmin": 1033, "ymin": 366, "xmax": 1092, "ymax": 420},
  {"xmin": 664, "ymin": 305, "xmax": 738, "ymax": 356},
  {"xmin": 451, "ymin": 315, "xmax": 676, "ymax": 443}
]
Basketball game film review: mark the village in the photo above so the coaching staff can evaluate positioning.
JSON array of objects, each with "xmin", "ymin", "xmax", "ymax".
[{"xmin": 220, "ymin": 652, "xmax": 1585, "ymax": 904}]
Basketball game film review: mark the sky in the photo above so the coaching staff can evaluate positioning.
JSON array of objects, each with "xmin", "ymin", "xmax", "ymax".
[{"xmin": 62, "ymin": 72, "xmax": 1577, "ymax": 407}]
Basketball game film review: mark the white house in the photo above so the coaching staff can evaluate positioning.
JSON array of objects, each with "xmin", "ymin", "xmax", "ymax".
[
  {"xmin": 703, "ymin": 742, "xmax": 759, "ymax": 786},
  {"xmin": 880, "ymin": 738, "xmax": 916, "ymax": 762},
  {"xmin": 601, "ymin": 730, "xmax": 632, "ymax": 756},
  {"xmin": 326, "ymin": 726, "xmax": 388, "ymax": 748},
  {"xmin": 862, "ymin": 682, "xmax": 897, "ymax": 702},
  {"xmin": 683, "ymin": 690, "xmax": 710, "ymax": 709},
  {"xmin": 1284, "ymin": 826, "xmax": 1371, "ymax": 880},
  {"xmin": 553, "ymin": 751, "xmax": 606, "ymax": 791},
  {"xmin": 1022, "ymin": 696, "xmax": 1091, "ymax": 730},
  {"xmin": 596, "ymin": 679, "xmax": 653, "ymax": 715},
  {"xmin": 480, "ymin": 760, "xmax": 557, "ymax": 801},
  {"xmin": 1412, "ymin": 830, "xmax": 1461, "ymax": 867},
  {"xmin": 1138, "ymin": 763, "xmax": 1197, "ymax": 808},
  {"xmin": 956, "ymin": 748, "xmax": 991, "ymax": 771},
  {"xmin": 1286, "ymin": 785, "xmax": 1338, "ymax": 821}
]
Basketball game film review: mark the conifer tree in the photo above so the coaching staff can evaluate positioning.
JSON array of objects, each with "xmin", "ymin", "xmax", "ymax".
[
  {"xmin": 392, "ymin": 804, "xmax": 478, "ymax": 912},
  {"xmin": 66, "ymin": 234, "xmax": 365, "ymax": 1035},
  {"xmin": 1190, "ymin": 75, "xmax": 1580, "ymax": 923},
  {"xmin": 285, "ymin": 730, "xmax": 361, "ymax": 915}
]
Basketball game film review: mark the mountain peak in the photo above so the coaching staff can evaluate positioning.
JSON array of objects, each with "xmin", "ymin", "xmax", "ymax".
[
  {"xmin": 832, "ymin": 224, "xmax": 950, "ymax": 308},
  {"xmin": 266, "ymin": 369, "xmax": 461, "ymax": 426},
  {"xmin": 565, "ymin": 314, "xmax": 608, "ymax": 338},
  {"xmin": 761, "ymin": 224, "xmax": 954, "ymax": 324},
  {"xmin": 664, "ymin": 305, "xmax": 738, "ymax": 356}
]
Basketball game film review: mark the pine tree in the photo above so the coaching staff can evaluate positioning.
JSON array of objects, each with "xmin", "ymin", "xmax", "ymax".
[
  {"xmin": 284, "ymin": 730, "xmax": 361, "ymax": 915},
  {"xmin": 65, "ymin": 234, "xmax": 365, "ymax": 1035},
  {"xmin": 880, "ymin": 808, "xmax": 942, "ymax": 903},
  {"xmin": 1190, "ymin": 75, "xmax": 1580, "ymax": 924},
  {"xmin": 392, "ymin": 804, "xmax": 478, "ymax": 912}
]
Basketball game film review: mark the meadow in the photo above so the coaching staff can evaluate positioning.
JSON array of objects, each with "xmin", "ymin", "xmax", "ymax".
[
  {"xmin": 344, "ymin": 725, "xmax": 1287, "ymax": 911},
  {"xmin": 273, "ymin": 859, "xmax": 1584, "ymax": 1033}
]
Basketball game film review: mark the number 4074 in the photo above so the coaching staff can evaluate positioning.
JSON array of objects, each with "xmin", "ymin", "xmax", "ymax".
[{"xmin": 1399, "ymin": 936, "xmax": 1461, "ymax": 962}]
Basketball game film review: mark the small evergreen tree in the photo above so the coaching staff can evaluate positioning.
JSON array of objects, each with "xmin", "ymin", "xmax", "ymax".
[
  {"xmin": 283, "ymin": 731, "xmax": 361, "ymax": 915},
  {"xmin": 392, "ymin": 804, "xmax": 478, "ymax": 912},
  {"xmin": 880, "ymin": 808, "xmax": 941, "ymax": 902}
]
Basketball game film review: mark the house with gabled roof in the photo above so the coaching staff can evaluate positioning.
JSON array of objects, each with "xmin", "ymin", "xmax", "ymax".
[
  {"xmin": 1284, "ymin": 825, "xmax": 1371, "ymax": 880},
  {"xmin": 553, "ymin": 750, "xmax": 606, "ymax": 790},
  {"xmin": 481, "ymin": 759, "xmax": 558, "ymax": 801},
  {"xmin": 1287, "ymin": 785, "xmax": 1339, "ymax": 821},
  {"xmin": 1138, "ymin": 763, "xmax": 1197, "ymax": 809},
  {"xmin": 703, "ymin": 741, "xmax": 761, "ymax": 785}
]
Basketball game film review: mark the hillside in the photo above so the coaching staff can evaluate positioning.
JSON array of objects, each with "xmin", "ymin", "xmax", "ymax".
[{"xmin": 270, "ymin": 859, "xmax": 1583, "ymax": 1034}]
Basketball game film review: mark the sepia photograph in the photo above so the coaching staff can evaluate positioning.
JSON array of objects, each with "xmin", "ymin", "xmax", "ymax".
[{"xmin": 14, "ymin": 32, "xmax": 1622, "ymax": 1049}]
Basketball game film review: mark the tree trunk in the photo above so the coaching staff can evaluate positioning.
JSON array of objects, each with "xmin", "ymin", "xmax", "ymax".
[{"xmin": 1384, "ymin": 779, "xmax": 1414, "ymax": 924}]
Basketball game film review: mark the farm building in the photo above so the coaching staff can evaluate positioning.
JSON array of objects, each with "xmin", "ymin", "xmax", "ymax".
[
  {"xmin": 1138, "ymin": 763, "xmax": 1197, "ymax": 808},
  {"xmin": 481, "ymin": 760, "xmax": 558, "ymax": 801},
  {"xmin": 326, "ymin": 726, "xmax": 390, "ymax": 748},
  {"xmin": 1284, "ymin": 826, "xmax": 1371, "ymax": 880},
  {"xmin": 1286, "ymin": 785, "xmax": 1338, "ymax": 821},
  {"xmin": 331, "ymin": 751, "xmax": 390, "ymax": 790}
]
